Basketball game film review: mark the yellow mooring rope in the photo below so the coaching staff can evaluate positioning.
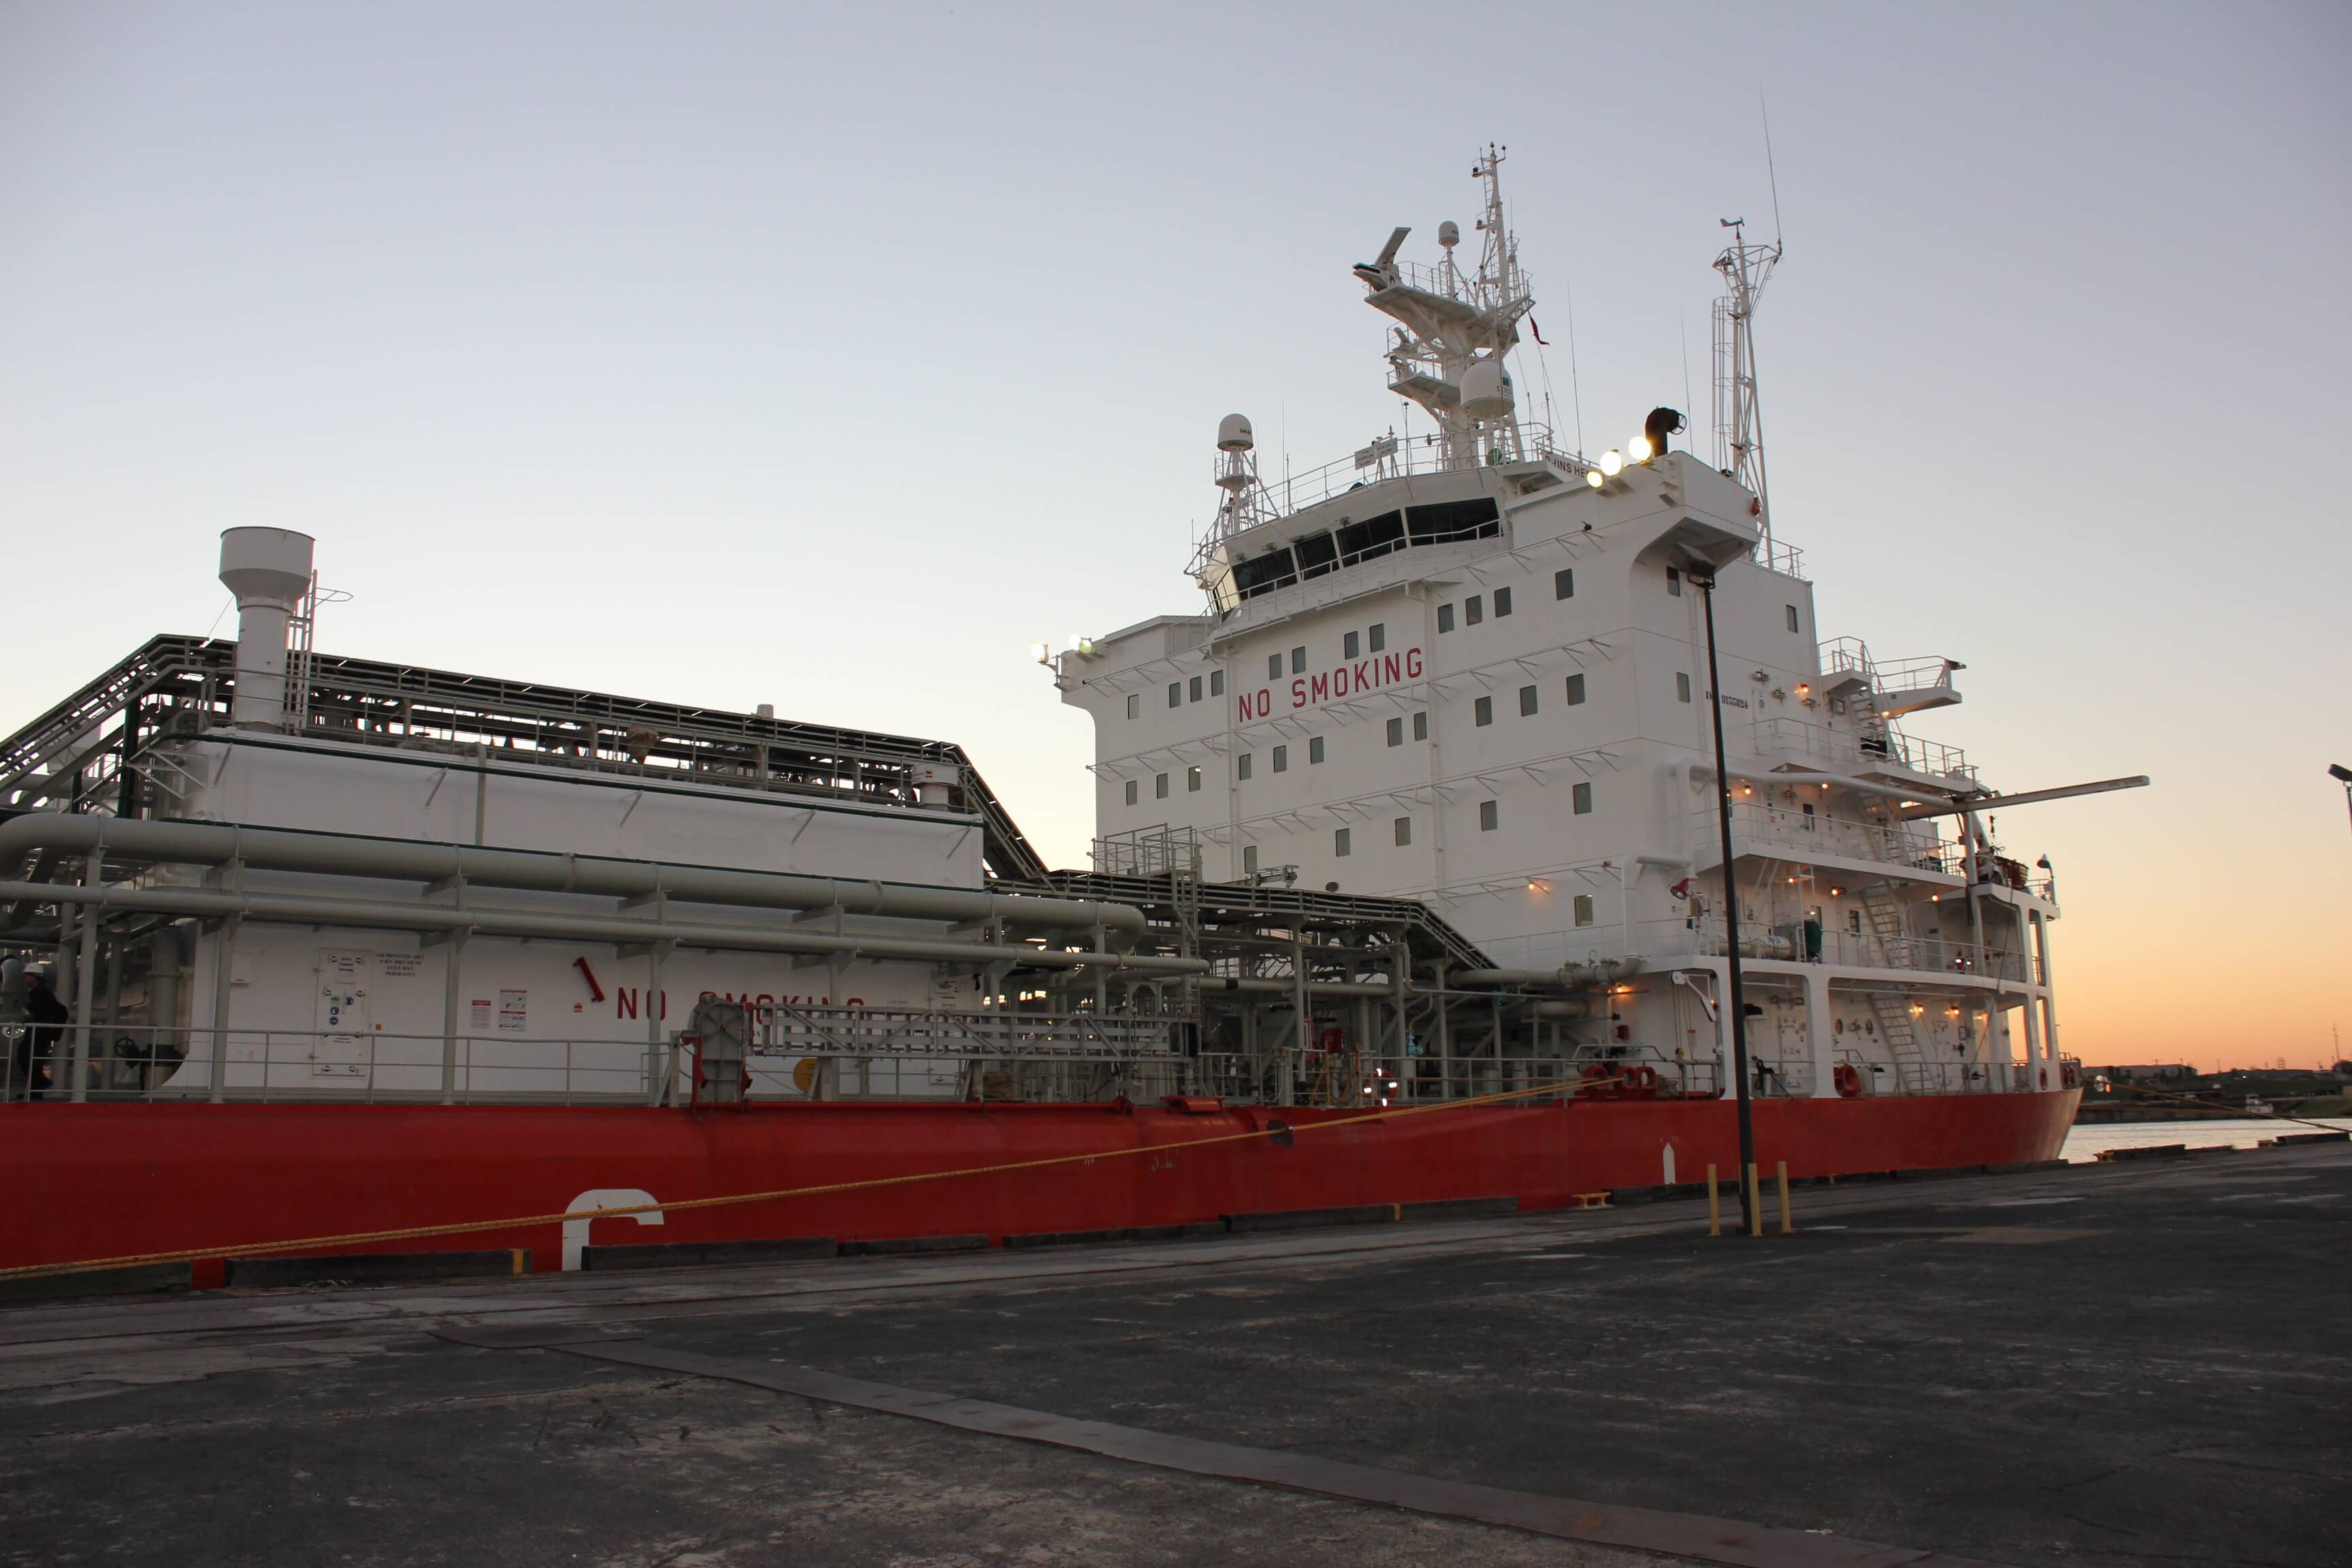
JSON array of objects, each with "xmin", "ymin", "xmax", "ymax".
[
  {"xmin": 0, "ymin": 1073, "xmax": 1619, "ymax": 1283},
  {"xmin": 2091, "ymin": 1080, "xmax": 2350, "ymax": 1137}
]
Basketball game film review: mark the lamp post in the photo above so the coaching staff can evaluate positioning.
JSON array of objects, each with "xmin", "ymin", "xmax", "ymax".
[
  {"xmin": 1684, "ymin": 563, "xmax": 1759, "ymax": 1235},
  {"xmin": 2332, "ymin": 764, "xmax": 2352, "ymax": 834}
]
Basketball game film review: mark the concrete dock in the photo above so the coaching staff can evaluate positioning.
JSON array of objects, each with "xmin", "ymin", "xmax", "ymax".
[{"xmin": 1, "ymin": 1142, "xmax": 2342, "ymax": 1567}]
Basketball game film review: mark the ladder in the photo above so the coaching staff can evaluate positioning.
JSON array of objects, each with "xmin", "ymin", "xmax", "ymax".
[{"xmin": 1860, "ymin": 881, "xmax": 1929, "ymax": 1092}]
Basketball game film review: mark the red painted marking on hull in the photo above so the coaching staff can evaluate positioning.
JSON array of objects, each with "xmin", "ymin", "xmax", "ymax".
[{"xmin": 0, "ymin": 1092, "xmax": 2078, "ymax": 1273}]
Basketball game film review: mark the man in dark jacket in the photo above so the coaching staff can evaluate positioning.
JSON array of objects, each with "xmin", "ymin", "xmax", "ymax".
[{"xmin": 22, "ymin": 971, "xmax": 69, "ymax": 1100}]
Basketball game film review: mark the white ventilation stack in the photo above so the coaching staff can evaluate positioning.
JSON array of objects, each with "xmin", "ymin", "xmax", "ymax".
[{"xmin": 217, "ymin": 527, "xmax": 315, "ymax": 729}]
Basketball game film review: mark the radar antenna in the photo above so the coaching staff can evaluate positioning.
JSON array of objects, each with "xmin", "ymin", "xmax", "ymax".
[
  {"xmin": 1353, "ymin": 144, "xmax": 1534, "ymax": 472},
  {"xmin": 1711, "ymin": 216, "xmax": 1782, "ymax": 555}
]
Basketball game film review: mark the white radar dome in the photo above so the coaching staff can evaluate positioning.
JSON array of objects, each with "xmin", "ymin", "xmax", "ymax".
[
  {"xmin": 1438, "ymin": 220, "xmax": 1460, "ymax": 248},
  {"xmin": 1217, "ymin": 413, "xmax": 1255, "ymax": 453},
  {"xmin": 1458, "ymin": 359, "xmax": 1515, "ymax": 421}
]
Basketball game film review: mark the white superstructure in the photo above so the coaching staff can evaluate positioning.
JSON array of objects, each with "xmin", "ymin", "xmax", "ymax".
[{"xmin": 1057, "ymin": 150, "xmax": 2074, "ymax": 1100}]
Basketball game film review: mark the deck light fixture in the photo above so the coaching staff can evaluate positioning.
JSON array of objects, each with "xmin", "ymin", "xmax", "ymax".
[
  {"xmin": 2332, "ymin": 764, "xmax": 2352, "ymax": 832},
  {"xmin": 1599, "ymin": 448, "xmax": 1625, "ymax": 477},
  {"xmin": 1029, "ymin": 642, "xmax": 1051, "ymax": 664},
  {"xmin": 1586, "ymin": 468, "xmax": 1606, "ymax": 489},
  {"xmin": 1628, "ymin": 434, "xmax": 1654, "ymax": 462}
]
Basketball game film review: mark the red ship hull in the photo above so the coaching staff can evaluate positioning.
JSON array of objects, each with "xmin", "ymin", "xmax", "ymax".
[{"xmin": 1, "ymin": 1090, "xmax": 2079, "ymax": 1279}]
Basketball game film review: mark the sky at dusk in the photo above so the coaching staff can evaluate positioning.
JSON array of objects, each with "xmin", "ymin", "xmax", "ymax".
[{"xmin": 2, "ymin": 2, "xmax": 2345, "ymax": 1072}]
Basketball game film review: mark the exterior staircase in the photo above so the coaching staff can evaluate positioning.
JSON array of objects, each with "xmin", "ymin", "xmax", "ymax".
[{"xmin": 1861, "ymin": 880, "xmax": 1930, "ymax": 1092}]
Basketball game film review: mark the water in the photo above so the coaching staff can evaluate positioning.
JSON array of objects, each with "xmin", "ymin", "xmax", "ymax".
[{"xmin": 2061, "ymin": 1117, "xmax": 2352, "ymax": 1163}]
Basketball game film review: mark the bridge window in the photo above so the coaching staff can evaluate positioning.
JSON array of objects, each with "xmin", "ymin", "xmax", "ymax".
[
  {"xmin": 1294, "ymin": 531, "xmax": 1339, "ymax": 578},
  {"xmin": 1336, "ymin": 510, "xmax": 1405, "ymax": 564},
  {"xmin": 1405, "ymin": 497, "xmax": 1501, "ymax": 544},
  {"xmin": 1233, "ymin": 547, "xmax": 1298, "ymax": 600}
]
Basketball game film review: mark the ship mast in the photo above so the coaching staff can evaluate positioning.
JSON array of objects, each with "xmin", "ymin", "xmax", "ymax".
[
  {"xmin": 1353, "ymin": 144, "xmax": 1533, "ymax": 472},
  {"xmin": 1711, "ymin": 217, "xmax": 1782, "ymax": 553}
]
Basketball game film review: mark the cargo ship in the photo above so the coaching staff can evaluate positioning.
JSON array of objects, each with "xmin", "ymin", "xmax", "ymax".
[{"xmin": 0, "ymin": 148, "xmax": 2112, "ymax": 1284}]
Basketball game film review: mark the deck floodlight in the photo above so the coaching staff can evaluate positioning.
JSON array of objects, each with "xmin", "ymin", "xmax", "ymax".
[
  {"xmin": 1029, "ymin": 642, "xmax": 1051, "ymax": 664},
  {"xmin": 1629, "ymin": 434, "xmax": 1654, "ymax": 463},
  {"xmin": 1599, "ymin": 448, "xmax": 1625, "ymax": 477},
  {"xmin": 1586, "ymin": 468, "xmax": 1606, "ymax": 489}
]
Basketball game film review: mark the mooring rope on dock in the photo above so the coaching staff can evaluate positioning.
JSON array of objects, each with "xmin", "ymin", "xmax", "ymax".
[{"xmin": 0, "ymin": 1073, "xmax": 1620, "ymax": 1284}]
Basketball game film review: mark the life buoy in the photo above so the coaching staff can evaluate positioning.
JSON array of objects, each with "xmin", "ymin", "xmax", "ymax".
[
  {"xmin": 1833, "ymin": 1063, "xmax": 1861, "ymax": 1098},
  {"xmin": 1580, "ymin": 1062, "xmax": 1616, "ymax": 1098},
  {"xmin": 1623, "ymin": 1064, "xmax": 1659, "ymax": 1098}
]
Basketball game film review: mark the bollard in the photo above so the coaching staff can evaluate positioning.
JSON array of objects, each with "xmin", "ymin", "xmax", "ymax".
[
  {"xmin": 1706, "ymin": 1163, "xmax": 1721, "ymax": 1237},
  {"xmin": 1777, "ymin": 1160, "xmax": 1793, "ymax": 1235},
  {"xmin": 1746, "ymin": 1162, "xmax": 1763, "ymax": 1237}
]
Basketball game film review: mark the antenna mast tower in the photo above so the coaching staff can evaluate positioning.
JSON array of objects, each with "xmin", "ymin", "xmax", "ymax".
[{"xmin": 1711, "ymin": 218, "xmax": 1782, "ymax": 554}]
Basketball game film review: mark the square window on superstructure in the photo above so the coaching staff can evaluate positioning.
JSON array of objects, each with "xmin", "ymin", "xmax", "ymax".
[
  {"xmin": 1126, "ymin": 693, "xmax": 1139, "ymax": 720},
  {"xmin": 1237, "ymin": 752, "xmax": 1253, "ymax": 781},
  {"xmin": 1386, "ymin": 716, "xmax": 1403, "ymax": 747},
  {"xmin": 1474, "ymin": 696, "xmax": 1493, "ymax": 727},
  {"xmin": 1188, "ymin": 676, "xmax": 1202, "ymax": 703},
  {"xmin": 1243, "ymin": 845, "xmax": 1259, "ymax": 875},
  {"xmin": 1394, "ymin": 816, "xmax": 1411, "ymax": 847},
  {"xmin": 1465, "ymin": 595, "xmax": 1484, "ymax": 625},
  {"xmin": 1309, "ymin": 736, "xmax": 1325, "ymax": 764},
  {"xmin": 1343, "ymin": 630, "xmax": 1360, "ymax": 660},
  {"xmin": 1566, "ymin": 673, "xmax": 1586, "ymax": 705},
  {"xmin": 1518, "ymin": 685, "xmax": 1537, "ymax": 717},
  {"xmin": 1369, "ymin": 623, "xmax": 1386, "ymax": 652},
  {"xmin": 1494, "ymin": 586, "xmax": 1513, "ymax": 617},
  {"xmin": 1167, "ymin": 683, "xmax": 1181, "ymax": 708},
  {"xmin": 1291, "ymin": 647, "xmax": 1307, "ymax": 674},
  {"xmin": 1572, "ymin": 781, "xmax": 1592, "ymax": 815},
  {"xmin": 1210, "ymin": 670, "xmax": 1224, "ymax": 697},
  {"xmin": 1412, "ymin": 711, "xmax": 1428, "ymax": 741},
  {"xmin": 1156, "ymin": 773, "xmax": 1170, "ymax": 799},
  {"xmin": 1573, "ymin": 894, "xmax": 1595, "ymax": 927},
  {"xmin": 1269, "ymin": 653, "xmax": 1282, "ymax": 680},
  {"xmin": 1479, "ymin": 800, "xmax": 1499, "ymax": 832},
  {"xmin": 1334, "ymin": 827, "xmax": 1351, "ymax": 858},
  {"xmin": 1273, "ymin": 745, "xmax": 1288, "ymax": 772},
  {"xmin": 1124, "ymin": 779, "xmax": 1137, "ymax": 806},
  {"xmin": 1786, "ymin": 604, "xmax": 1801, "ymax": 634},
  {"xmin": 1554, "ymin": 568, "xmax": 1574, "ymax": 600},
  {"xmin": 1438, "ymin": 604, "xmax": 1455, "ymax": 634},
  {"xmin": 1676, "ymin": 672, "xmax": 1690, "ymax": 703},
  {"xmin": 1666, "ymin": 567, "xmax": 1682, "ymax": 597},
  {"xmin": 1186, "ymin": 766, "xmax": 1201, "ymax": 792}
]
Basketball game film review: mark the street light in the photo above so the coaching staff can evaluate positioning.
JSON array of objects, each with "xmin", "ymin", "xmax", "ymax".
[
  {"xmin": 1682, "ymin": 560, "xmax": 1760, "ymax": 1236},
  {"xmin": 2332, "ymin": 763, "xmax": 2352, "ymax": 832}
]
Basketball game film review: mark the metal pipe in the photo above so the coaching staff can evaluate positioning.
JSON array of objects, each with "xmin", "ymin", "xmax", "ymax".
[
  {"xmin": 0, "ymin": 813, "xmax": 1147, "ymax": 935},
  {"xmin": 0, "ymin": 880, "xmax": 1207, "ymax": 978},
  {"xmin": 1688, "ymin": 566, "xmax": 1759, "ymax": 1235}
]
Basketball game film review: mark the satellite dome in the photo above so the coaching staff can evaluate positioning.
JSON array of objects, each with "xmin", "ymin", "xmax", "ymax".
[
  {"xmin": 1458, "ymin": 359, "xmax": 1514, "ymax": 421},
  {"xmin": 1438, "ymin": 220, "xmax": 1460, "ymax": 249},
  {"xmin": 1217, "ymin": 413, "xmax": 1255, "ymax": 453}
]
